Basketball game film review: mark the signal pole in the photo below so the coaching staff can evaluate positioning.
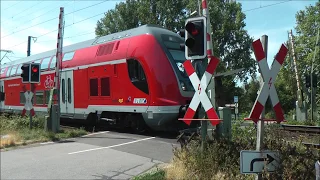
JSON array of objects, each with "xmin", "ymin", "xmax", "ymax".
[
  {"xmin": 201, "ymin": 0, "xmax": 219, "ymax": 150},
  {"xmin": 27, "ymin": 36, "xmax": 33, "ymax": 129}
]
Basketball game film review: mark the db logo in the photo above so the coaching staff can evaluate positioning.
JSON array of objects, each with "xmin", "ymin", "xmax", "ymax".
[{"xmin": 44, "ymin": 75, "xmax": 54, "ymax": 89}]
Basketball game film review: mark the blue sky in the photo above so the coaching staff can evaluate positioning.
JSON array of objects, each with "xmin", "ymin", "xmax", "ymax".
[{"xmin": 0, "ymin": 0, "xmax": 318, "ymax": 78}]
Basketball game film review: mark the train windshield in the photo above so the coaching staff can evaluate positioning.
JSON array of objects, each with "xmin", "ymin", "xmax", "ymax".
[
  {"xmin": 159, "ymin": 34, "xmax": 194, "ymax": 92},
  {"xmin": 160, "ymin": 34, "xmax": 188, "ymax": 78}
]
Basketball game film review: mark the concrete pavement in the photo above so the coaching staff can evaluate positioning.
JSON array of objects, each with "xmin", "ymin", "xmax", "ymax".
[{"xmin": 1, "ymin": 131, "xmax": 179, "ymax": 180}]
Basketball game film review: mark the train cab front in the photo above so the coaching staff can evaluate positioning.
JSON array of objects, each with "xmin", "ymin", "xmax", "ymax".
[{"xmin": 152, "ymin": 30, "xmax": 201, "ymax": 131}]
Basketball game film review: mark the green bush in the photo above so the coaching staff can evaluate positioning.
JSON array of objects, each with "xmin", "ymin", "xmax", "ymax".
[{"xmin": 0, "ymin": 113, "xmax": 45, "ymax": 131}]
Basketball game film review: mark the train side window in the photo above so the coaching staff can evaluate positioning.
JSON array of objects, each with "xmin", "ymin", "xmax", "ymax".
[
  {"xmin": 101, "ymin": 77, "xmax": 110, "ymax": 96},
  {"xmin": 62, "ymin": 79, "xmax": 65, "ymax": 103},
  {"xmin": 41, "ymin": 57, "xmax": 51, "ymax": 70},
  {"xmin": 35, "ymin": 91, "xmax": 44, "ymax": 105},
  {"xmin": 127, "ymin": 59, "xmax": 149, "ymax": 94},
  {"xmin": 90, "ymin": 78, "xmax": 98, "ymax": 96},
  {"xmin": 67, "ymin": 78, "xmax": 71, "ymax": 103}
]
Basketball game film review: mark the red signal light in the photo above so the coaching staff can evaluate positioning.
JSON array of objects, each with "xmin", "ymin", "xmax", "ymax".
[
  {"xmin": 32, "ymin": 66, "xmax": 38, "ymax": 73},
  {"xmin": 186, "ymin": 22, "xmax": 199, "ymax": 36}
]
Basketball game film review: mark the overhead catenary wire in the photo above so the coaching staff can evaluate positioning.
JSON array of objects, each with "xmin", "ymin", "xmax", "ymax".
[
  {"xmin": 5, "ymin": 10, "xmax": 109, "ymax": 50},
  {"xmin": 1, "ymin": 0, "xmax": 116, "ymax": 39},
  {"xmin": 243, "ymin": 0, "xmax": 293, "ymax": 12},
  {"xmin": 36, "ymin": 30, "xmax": 95, "ymax": 43},
  {"xmin": 1, "ymin": 1, "xmax": 45, "ymax": 24},
  {"xmin": 1, "ymin": 1, "xmax": 21, "ymax": 12},
  {"xmin": 2, "ymin": 1, "xmax": 73, "ymax": 28}
]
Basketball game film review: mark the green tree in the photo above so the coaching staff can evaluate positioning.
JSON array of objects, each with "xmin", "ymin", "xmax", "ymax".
[
  {"xmin": 239, "ymin": 74, "xmax": 260, "ymax": 113},
  {"xmin": 294, "ymin": 2, "xmax": 320, "ymax": 117},
  {"xmin": 95, "ymin": 0, "xmax": 188, "ymax": 36},
  {"xmin": 272, "ymin": 2, "xmax": 320, "ymax": 117}
]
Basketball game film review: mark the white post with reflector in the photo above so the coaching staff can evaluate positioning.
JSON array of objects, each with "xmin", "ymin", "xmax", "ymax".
[{"xmin": 54, "ymin": 7, "xmax": 65, "ymax": 130}]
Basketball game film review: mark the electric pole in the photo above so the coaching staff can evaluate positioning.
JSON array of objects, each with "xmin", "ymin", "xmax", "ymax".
[{"xmin": 27, "ymin": 35, "xmax": 34, "ymax": 129}]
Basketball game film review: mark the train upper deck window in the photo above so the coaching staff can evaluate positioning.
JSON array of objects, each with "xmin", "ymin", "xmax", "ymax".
[
  {"xmin": 33, "ymin": 59, "xmax": 41, "ymax": 64},
  {"xmin": 41, "ymin": 57, "xmax": 51, "ymax": 70},
  {"xmin": 16, "ymin": 64, "xmax": 22, "ymax": 75},
  {"xmin": 50, "ymin": 57, "xmax": 56, "ymax": 69},
  {"xmin": 127, "ymin": 59, "xmax": 149, "ymax": 95},
  {"xmin": 6, "ymin": 67, "xmax": 12, "ymax": 77},
  {"xmin": 9, "ymin": 65, "xmax": 18, "ymax": 76},
  {"xmin": 63, "ymin": 52, "xmax": 75, "ymax": 61}
]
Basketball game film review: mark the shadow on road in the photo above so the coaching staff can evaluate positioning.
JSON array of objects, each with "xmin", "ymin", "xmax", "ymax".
[{"xmin": 92, "ymin": 163, "xmax": 145, "ymax": 180}]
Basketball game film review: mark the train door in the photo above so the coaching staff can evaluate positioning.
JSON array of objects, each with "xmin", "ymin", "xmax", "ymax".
[
  {"xmin": 0, "ymin": 80, "xmax": 4, "ymax": 111},
  {"xmin": 60, "ymin": 70, "xmax": 74, "ymax": 115}
]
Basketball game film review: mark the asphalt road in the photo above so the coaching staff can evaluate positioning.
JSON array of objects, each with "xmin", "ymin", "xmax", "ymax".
[{"xmin": 1, "ymin": 131, "xmax": 180, "ymax": 180}]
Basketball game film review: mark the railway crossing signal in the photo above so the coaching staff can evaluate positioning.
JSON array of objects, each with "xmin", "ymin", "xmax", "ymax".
[
  {"xmin": 245, "ymin": 39, "xmax": 288, "ymax": 123},
  {"xmin": 179, "ymin": 57, "xmax": 222, "ymax": 126},
  {"xmin": 21, "ymin": 64, "xmax": 30, "ymax": 83},
  {"xmin": 179, "ymin": 16, "xmax": 207, "ymax": 60},
  {"xmin": 30, "ymin": 63, "xmax": 40, "ymax": 83},
  {"xmin": 20, "ymin": 63, "xmax": 41, "ymax": 83}
]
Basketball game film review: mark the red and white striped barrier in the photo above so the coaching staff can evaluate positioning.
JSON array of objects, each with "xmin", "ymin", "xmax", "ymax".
[
  {"xmin": 21, "ymin": 85, "xmax": 35, "ymax": 116},
  {"xmin": 247, "ymin": 39, "xmax": 288, "ymax": 123},
  {"xmin": 179, "ymin": 58, "xmax": 221, "ymax": 126}
]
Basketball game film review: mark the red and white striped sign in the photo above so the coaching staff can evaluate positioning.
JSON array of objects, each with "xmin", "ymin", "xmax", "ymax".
[
  {"xmin": 21, "ymin": 85, "xmax": 35, "ymax": 116},
  {"xmin": 248, "ymin": 39, "xmax": 288, "ymax": 123},
  {"xmin": 180, "ymin": 57, "xmax": 221, "ymax": 126}
]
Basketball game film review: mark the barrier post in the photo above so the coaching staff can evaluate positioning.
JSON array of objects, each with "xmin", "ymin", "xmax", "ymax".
[{"xmin": 216, "ymin": 107, "xmax": 232, "ymax": 140}]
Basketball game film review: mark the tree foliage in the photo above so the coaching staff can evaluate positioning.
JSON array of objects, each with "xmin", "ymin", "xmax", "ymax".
[
  {"xmin": 241, "ymin": 2, "xmax": 320, "ymax": 116},
  {"xmin": 95, "ymin": 0, "xmax": 257, "ymax": 83}
]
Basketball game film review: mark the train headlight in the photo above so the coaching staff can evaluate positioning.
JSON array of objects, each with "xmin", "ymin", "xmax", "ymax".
[{"xmin": 180, "ymin": 81, "xmax": 186, "ymax": 91}]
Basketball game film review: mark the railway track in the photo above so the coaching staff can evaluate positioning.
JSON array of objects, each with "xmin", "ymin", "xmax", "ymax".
[{"xmin": 280, "ymin": 124, "xmax": 320, "ymax": 134}]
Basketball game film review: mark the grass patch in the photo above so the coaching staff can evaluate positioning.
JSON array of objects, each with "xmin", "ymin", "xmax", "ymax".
[
  {"xmin": 132, "ymin": 168, "xmax": 166, "ymax": 180},
  {"xmin": 161, "ymin": 121, "xmax": 320, "ymax": 180},
  {"xmin": 0, "ymin": 113, "xmax": 88, "ymax": 149}
]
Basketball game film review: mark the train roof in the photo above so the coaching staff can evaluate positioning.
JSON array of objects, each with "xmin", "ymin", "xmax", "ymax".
[{"xmin": 1, "ymin": 24, "xmax": 180, "ymax": 68}]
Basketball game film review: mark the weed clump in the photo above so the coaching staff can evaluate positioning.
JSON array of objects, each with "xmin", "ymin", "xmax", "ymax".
[
  {"xmin": 0, "ymin": 113, "xmax": 87, "ymax": 149},
  {"xmin": 165, "ymin": 122, "xmax": 319, "ymax": 180}
]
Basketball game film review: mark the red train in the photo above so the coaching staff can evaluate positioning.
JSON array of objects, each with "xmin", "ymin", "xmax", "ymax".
[{"xmin": 0, "ymin": 25, "xmax": 199, "ymax": 132}]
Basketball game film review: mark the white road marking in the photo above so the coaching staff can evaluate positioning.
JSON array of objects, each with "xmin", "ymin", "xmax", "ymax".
[
  {"xmin": 40, "ymin": 142, "xmax": 54, "ymax": 145},
  {"xmin": 68, "ymin": 137, "xmax": 156, "ymax": 155},
  {"xmin": 81, "ymin": 131, "xmax": 110, "ymax": 137}
]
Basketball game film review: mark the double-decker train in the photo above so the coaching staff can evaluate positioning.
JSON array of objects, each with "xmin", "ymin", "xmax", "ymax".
[{"xmin": 0, "ymin": 24, "xmax": 200, "ymax": 132}]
